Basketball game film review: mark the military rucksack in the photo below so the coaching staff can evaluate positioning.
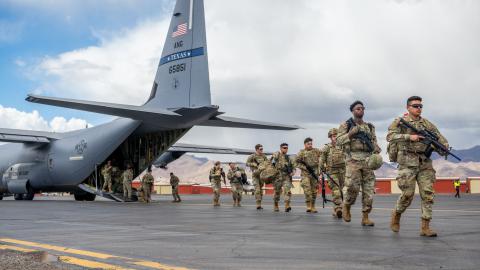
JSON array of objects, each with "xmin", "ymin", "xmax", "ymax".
[{"xmin": 259, "ymin": 161, "xmax": 278, "ymax": 184}]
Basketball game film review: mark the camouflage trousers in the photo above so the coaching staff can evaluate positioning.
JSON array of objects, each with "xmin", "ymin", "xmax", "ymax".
[
  {"xmin": 142, "ymin": 183, "xmax": 153, "ymax": 203},
  {"xmin": 273, "ymin": 174, "xmax": 292, "ymax": 203},
  {"xmin": 327, "ymin": 170, "xmax": 345, "ymax": 211},
  {"xmin": 253, "ymin": 175, "xmax": 264, "ymax": 202},
  {"xmin": 395, "ymin": 162, "xmax": 436, "ymax": 220},
  {"xmin": 211, "ymin": 179, "xmax": 222, "ymax": 201},
  {"xmin": 172, "ymin": 185, "xmax": 181, "ymax": 201},
  {"xmin": 230, "ymin": 182, "xmax": 243, "ymax": 202},
  {"xmin": 301, "ymin": 175, "xmax": 318, "ymax": 203},
  {"xmin": 102, "ymin": 175, "xmax": 112, "ymax": 192},
  {"xmin": 344, "ymin": 159, "xmax": 375, "ymax": 213},
  {"xmin": 123, "ymin": 180, "xmax": 132, "ymax": 199}
]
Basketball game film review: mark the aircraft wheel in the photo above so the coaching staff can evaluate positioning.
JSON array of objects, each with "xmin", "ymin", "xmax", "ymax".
[
  {"xmin": 14, "ymin": 194, "xmax": 24, "ymax": 200},
  {"xmin": 0, "ymin": 194, "xmax": 3, "ymax": 200},
  {"xmin": 74, "ymin": 193, "xmax": 85, "ymax": 201},
  {"xmin": 84, "ymin": 193, "xmax": 96, "ymax": 201},
  {"xmin": 23, "ymin": 186, "xmax": 35, "ymax": 201}
]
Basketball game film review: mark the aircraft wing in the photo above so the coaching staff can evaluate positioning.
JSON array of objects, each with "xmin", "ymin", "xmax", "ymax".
[
  {"xmin": 198, "ymin": 115, "xmax": 300, "ymax": 130},
  {"xmin": 26, "ymin": 94, "xmax": 180, "ymax": 121},
  {"xmin": 0, "ymin": 128, "xmax": 61, "ymax": 143},
  {"xmin": 169, "ymin": 143, "xmax": 257, "ymax": 155}
]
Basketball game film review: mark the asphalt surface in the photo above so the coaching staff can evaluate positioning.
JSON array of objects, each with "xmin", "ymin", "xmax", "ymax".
[{"xmin": 1, "ymin": 194, "xmax": 479, "ymax": 270}]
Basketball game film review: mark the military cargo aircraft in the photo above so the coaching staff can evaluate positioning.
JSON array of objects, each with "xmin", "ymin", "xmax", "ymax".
[{"xmin": 0, "ymin": 0, "xmax": 298, "ymax": 202}]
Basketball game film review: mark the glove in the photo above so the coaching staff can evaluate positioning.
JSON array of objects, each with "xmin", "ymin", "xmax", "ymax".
[{"xmin": 348, "ymin": 126, "xmax": 360, "ymax": 138}]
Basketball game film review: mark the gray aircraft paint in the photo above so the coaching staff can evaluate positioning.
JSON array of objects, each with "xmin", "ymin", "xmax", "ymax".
[{"xmin": 0, "ymin": 0, "xmax": 298, "ymax": 200}]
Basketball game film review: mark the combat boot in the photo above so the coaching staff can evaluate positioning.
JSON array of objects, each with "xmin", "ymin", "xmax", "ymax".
[
  {"xmin": 305, "ymin": 201, "xmax": 312, "ymax": 213},
  {"xmin": 310, "ymin": 201, "xmax": 318, "ymax": 213},
  {"xmin": 343, "ymin": 204, "xmax": 351, "ymax": 222},
  {"xmin": 361, "ymin": 212, "xmax": 375, "ymax": 226},
  {"xmin": 390, "ymin": 210, "xmax": 401, "ymax": 232},
  {"xmin": 285, "ymin": 201, "xmax": 291, "ymax": 212},
  {"xmin": 420, "ymin": 218, "xmax": 437, "ymax": 237},
  {"xmin": 273, "ymin": 201, "xmax": 279, "ymax": 212},
  {"xmin": 256, "ymin": 201, "xmax": 263, "ymax": 210},
  {"xmin": 335, "ymin": 208, "xmax": 343, "ymax": 219}
]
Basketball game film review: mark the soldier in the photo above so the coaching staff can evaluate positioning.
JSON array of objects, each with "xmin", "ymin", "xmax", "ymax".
[
  {"xmin": 141, "ymin": 165, "xmax": 154, "ymax": 203},
  {"xmin": 102, "ymin": 160, "xmax": 113, "ymax": 192},
  {"xmin": 170, "ymin": 172, "xmax": 181, "ymax": 203},
  {"xmin": 227, "ymin": 162, "xmax": 245, "ymax": 207},
  {"xmin": 387, "ymin": 96, "xmax": 449, "ymax": 237},
  {"xmin": 209, "ymin": 161, "xmax": 226, "ymax": 206},
  {"xmin": 319, "ymin": 128, "xmax": 346, "ymax": 218},
  {"xmin": 296, "ymin": 138, "xmax": 322, "ymax": 213},
  {"xmin": 122, "ymin": 164, "xmax": 133, "ymax": 201},
  {"xmin": 246, "ymin": 144, "xmax": 268, "ymax": 210},
  {"xmin": 337, "ymin": 100, "xmax": 381, "ymax": 226},
  {"xmin": 271, "ymin": 143, "xmax": 294, "ymax": 212}
]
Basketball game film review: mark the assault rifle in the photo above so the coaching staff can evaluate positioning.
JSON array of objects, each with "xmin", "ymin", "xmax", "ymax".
[
  {"xmin": 297, "ymin": 159, "xmax": 337, "ymax": 208},
  {"xmin": 346, "ymin": 118, "xmax": 374, "ymax": 153},
  {"xmin": 398, "ymin": 118, "xmax": 461, "ymax": 161}
]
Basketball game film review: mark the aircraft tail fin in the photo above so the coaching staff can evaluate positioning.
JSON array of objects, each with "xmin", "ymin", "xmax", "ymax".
[{"xmin": 145, "ymin": 0, "xmax": 211, "ymax": 109}]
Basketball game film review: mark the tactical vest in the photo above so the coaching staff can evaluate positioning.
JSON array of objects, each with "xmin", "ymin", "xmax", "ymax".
[
  {"xmin": 325, "ymin": 144, "xmax": 345, "ymax": 170},
  {"xmin": 346, "ymin": 120, "xmax": 375, "ymax": 153},
  {"xmin": 390, "ymin": 116, "xmax": 433, "ymax": 165}
]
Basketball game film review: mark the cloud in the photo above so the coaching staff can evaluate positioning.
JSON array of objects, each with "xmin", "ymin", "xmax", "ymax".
[
  {"xmin": 20, "ymin": 0, "xmax": 480, "ymax": 154},
  {"xmin": 0, "ymin": 105, "xmax": 91, "ymax": 132}
]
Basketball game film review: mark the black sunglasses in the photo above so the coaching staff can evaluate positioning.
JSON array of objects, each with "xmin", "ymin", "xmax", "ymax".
[
  {"xmin": 281, "ymin": 146, "xmax": 288, "ymax": 149},
  {"xmin": 410, "ymin": 104, "xmax": 423, "ymax": 109}
]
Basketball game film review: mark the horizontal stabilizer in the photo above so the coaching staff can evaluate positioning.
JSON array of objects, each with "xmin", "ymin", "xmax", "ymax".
[
  {"xmin": 198, "ymin": 115, "xmax": 300, "ymax": 130},
  {"xmin": 0, "ymin": 128, "xmax": 60, "ymax": 143},
  {"xmin": 26, "ymin": 94, "xmax": 180, "ymax": 120}
]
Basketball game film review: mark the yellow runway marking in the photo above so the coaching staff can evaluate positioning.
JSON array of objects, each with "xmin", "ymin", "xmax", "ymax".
[
  {"xmin": 0, "ymin": 238, "xmax": 192, "ymax": 270},
  {"xmin": 132, "ymin": 260, "xmax": 190, "ymax": 270},
  {"xmin": 0, "ymin": 244, "xmax": 36, "ymax": 252},
  {"xmin": 0, "ymin": 238, "xmax": 119, "ymax": 259},
  {"xmin": 59, "ymin": 256, "xmax": 133, "ymax": 270}
]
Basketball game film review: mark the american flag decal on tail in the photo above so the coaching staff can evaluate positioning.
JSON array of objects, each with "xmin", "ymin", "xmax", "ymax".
[{"xmin": 172, "ymin": 23, "xmax": 188, "ymax": 37}]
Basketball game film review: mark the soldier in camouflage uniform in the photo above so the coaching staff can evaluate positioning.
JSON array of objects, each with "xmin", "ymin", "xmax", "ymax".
[
  {"xmin": 170, "ymin": 172, "xmax": 181, "ymax": 203},
  {"xmin": 246, "ymin": 144, "xmax": 268, "ymax": 210},
  {"xmin": 227, "ymin": 162, "xmax": 245, "ymax": 207},
  {"xmin": 319, "ymin": 128, "xmax": 346, "ymax": 218},
  {"xmin": 296, "ymin": 138, "xmax": 322, "ymax": 213},
  {"xmin": 337, "ymin": 101, "xmax": 381, "ymax": 226},
  {"xmin": 102, "ymin": 160, "xmax": 113, "ymax": 192},
  {"xmin": 387, "ymin": 96, "xmax": 448, "ymax": 237},
  {"xmin": 209, "ymin": 161, "xmax": 226, "ymax": 206},
  {"xmin": 271, "ymin": 143, "xmax": 294, "ymax": 212},
  {"xmin": 141, "ymin": 166, "xmax": 154, "ymax": 203},
  {"xmin": 122, "ymin": 164, "xmax": 133, "ymax": 201}
]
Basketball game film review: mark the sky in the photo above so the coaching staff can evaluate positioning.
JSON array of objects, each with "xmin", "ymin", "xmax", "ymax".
[{"xmin": 0, "ymin": 0, "xmax": 479, "ymax": 161}]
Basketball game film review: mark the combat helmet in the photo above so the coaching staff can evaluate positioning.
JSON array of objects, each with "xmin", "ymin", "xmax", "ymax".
[
  {"xmin": 328, "ymin": 128, "xmax": 338, "ymax": 138},
  {"xmin": 367, "ymin": 154, "xmax": 383, "ymax": 170}
]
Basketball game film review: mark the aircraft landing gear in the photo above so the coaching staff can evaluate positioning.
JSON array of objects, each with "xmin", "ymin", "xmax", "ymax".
[
  {"xmin": 0, "ymin": 194, "xmax": 3, "ymax": 200},
  {"xmin": 23, "ymin": 186, "xmax": 35, "ymax": 200},
  {"xmin": 14, "ymin": 194, "xmax": 23, "ymax": 200}
]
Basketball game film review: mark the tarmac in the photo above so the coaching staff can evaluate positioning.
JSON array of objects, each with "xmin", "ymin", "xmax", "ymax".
[{"xmin": 1, "ymin": 194, "xmax": 479, "ymax": 270}]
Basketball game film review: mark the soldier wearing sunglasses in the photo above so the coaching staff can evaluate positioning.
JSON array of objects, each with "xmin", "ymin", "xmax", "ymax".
[{"xmin": 387, "ymin": 96, "xmax": 449, "ymax": 237}]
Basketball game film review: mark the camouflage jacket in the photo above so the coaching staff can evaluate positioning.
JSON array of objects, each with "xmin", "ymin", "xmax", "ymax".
[
  {"xmin": 295, "ymin": 148, "xmax": 321, "ymax": 177},
  {"xmin": 319, "ymin": 143, "xmax": 345, "ymax": 172},
  {"xmin": 271, "ymin": 151, "xmax": 294, "ymax": 176},
  {"xmin": 122, "ymin": 169, "xmax": 133, "ymax": 183},
  {"xmin": 102, "ymin": 165, "xmax": 112, "ymax": 177},
  {"xmin": 227, "ymin": 167, "xmax": 245, "ymax": 184},
  {"xmin": 170, "ymin": 175, "xmax": 180, "ymax": 187},
  {"xmin": 337, "ymin": 120, "xmax": 381, "ymax": 161},
  {"xmin": 209, "ymin": 167, "xmax": 225, "ymax": 181},
  {"xmin": 246, "ymin": 153, "xmax": 268, "ymax": 173},
  {"xmin": 386, "ymin": 114, "xmax": 448, "ymax": 166},
  {"xmin": 142, "ymin": 173, "xmax": 154, "ymax": 185}
]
